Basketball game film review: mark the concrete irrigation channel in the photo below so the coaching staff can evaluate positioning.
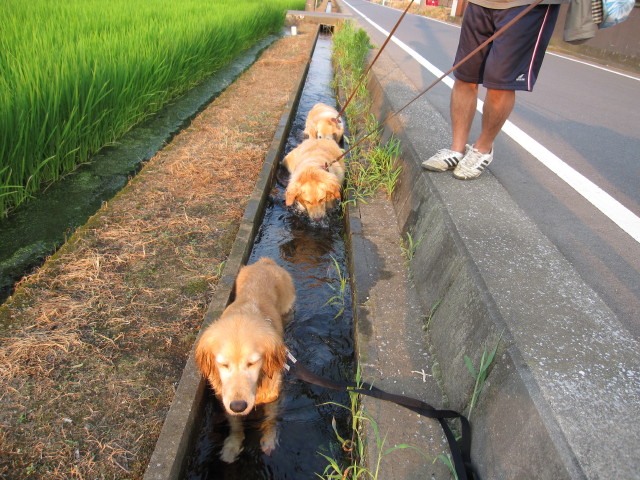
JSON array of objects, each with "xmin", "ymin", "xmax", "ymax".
[
  {"xmin": 144, "ymin": 19, "xmax": 453, "ymax": 480},
  {"xmin": 149, "ymin": 5, "xmax": 640, "ymax": 480}
]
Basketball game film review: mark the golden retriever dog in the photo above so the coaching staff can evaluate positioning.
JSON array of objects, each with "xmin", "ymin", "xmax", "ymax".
[
  {"xmin": 283, "ymin": 138, "xmax": 345, "ymax": 222},
  {"xmin": 303, "ymin": 102, "xmax": 344, "ymax": 143},
  {"xmin": 195, "ymin": 257, "xmax": 295, "ymax": 463}
]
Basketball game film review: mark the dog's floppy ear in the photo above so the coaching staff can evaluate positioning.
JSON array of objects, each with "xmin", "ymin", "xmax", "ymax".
[
  {"xmin": 327, "ymin": 183, "xmax": 342, "ymax": 201},
  {"xmin": 195, "ymin": 334, "xmax": 221, "ymax": 391},
  {"xmin": 285, "ymin": 185, "xmax": 299, "ymax": 206},
  {"xmin": 262, "ymin": 340, "xmax": 287, "ymax": 379}
]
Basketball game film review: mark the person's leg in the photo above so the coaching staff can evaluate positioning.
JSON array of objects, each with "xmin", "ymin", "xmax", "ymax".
[
  {"xmin": 421, "ymin": 3, "xmax": 490, "ymax": 172},
  {"xmin": 474, "ymin": 88, "xmax": 515, "ymax": 154},
  {"xmin": 453, "ymin": 5, "xmax": 558, "ymax": 180},
  {"xmin": 450, "ymin": 79, "xmax": 479, "ymax": 153}
]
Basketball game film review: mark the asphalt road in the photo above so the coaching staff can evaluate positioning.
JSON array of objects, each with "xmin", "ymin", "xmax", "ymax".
[{"xmin": 339, "ymin": 0, "xmax": 640, "ymax": 339}]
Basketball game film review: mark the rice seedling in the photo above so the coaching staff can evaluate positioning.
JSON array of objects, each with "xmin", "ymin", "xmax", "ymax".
[{"xmin": 0, "ymin": 0, "xmax": 304, "ymax": 216}]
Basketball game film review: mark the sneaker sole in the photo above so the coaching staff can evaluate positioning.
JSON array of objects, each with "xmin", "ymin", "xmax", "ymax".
[{"xmin": 453, "ymin": 163, "xmax": 492, "ymax": 180}]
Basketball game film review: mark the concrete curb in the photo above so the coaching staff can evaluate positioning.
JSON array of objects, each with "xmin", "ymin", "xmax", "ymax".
[
  {"xmin": 143, "ymin": 28, "xmax": 319, "ymax": 480},
  {"xmin": 365, "ymin": 48, "xmax": 640, "ymax": 479}
]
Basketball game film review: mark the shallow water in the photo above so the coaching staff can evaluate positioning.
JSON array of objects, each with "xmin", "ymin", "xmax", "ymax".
[
  {"xmin": 0, "ymin": 34, "xmax": 279, "ymax": 303},
  {"xmin": 184, "ymin": 34, "xmax": 355, "ymax": 479}
]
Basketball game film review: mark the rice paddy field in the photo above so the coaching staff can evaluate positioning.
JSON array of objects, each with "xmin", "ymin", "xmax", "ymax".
[{"xmin": 0, "ymin": 0, "xmax": 304, "ymax": 217}]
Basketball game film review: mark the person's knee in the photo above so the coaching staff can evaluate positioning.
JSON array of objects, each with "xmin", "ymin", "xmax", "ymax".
[{"xmin": 454, "ymin": 79, "xmax": 479, "ymax": 93}]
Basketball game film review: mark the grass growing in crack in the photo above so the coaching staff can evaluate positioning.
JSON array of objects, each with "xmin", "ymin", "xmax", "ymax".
[
  {"xmin": 437, "ymin": 454, "xmax": 458, "ymax": 480},
  {"xmin": 422, "ymin": 297, "xmax": 443, "ymax": 331},
  {"xmin": 324, "ymin": 255, "xmax": 349, "ymax": 318},
  {"xmin": 317, "ymin": 364, "xmax": 431, "ymax": 479},
  {"xmin": 400, "ymin": 231, "xmax": 425, "ymax": 266},
  {"xmin": 464, "ymin": 331, "xmax": 504, "ymax": 418}
]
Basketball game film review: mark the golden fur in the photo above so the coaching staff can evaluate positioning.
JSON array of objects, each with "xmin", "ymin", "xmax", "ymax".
[
  {"xmin": 283, "ymin": 138, "xmax": 345, "ymax": 222},
  {"xmin": 303, "ymin": 102, "xmax": 344, "ymax": 143},
  {"xmin": 195, "ymin": 257, "xmax": 296, "ymax": 463}
]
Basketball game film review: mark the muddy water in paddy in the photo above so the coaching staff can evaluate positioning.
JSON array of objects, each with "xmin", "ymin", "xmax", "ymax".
[{"xmin": 185, "ymin": 34, "xmax": 355, "ymax": 479}]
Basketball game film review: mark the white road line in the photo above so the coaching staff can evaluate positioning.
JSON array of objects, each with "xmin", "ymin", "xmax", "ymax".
[{"xmin": 342, "ymin": 0, "xmax": 640, "ymax": 243}]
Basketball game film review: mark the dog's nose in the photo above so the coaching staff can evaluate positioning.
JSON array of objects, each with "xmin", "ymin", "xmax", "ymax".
[{"xmin": 229, "ymin": 400, "xmax": 248, "ymax": 413}]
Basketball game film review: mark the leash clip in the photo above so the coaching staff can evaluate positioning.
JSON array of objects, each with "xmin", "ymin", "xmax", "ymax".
[{"xmin": 284, "ymin": 349, "xmax": 297, "ymax": 371}]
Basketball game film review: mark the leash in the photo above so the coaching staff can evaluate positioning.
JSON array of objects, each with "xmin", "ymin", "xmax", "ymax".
[
  {"xmin": 327, "ymin": 0, "xmax": 546, "ymax": 168},
  {"xmin": 336, "ymin": 0, "xmax": 415, "ymax": 120},
  {"xmin": 285, "ymin": 351, "xmax": 478, "ymax": 480}
]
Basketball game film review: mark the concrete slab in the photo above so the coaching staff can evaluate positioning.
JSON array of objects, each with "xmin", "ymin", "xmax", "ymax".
[
  {"xmin": 361, "ymin": 45, "xmax": 640, "ymax": 479},
  {"xmin": 348, "ymin": 196, "xmax": 452, "ymax": 479},
  {"xmin": 286, "ymin": 10, "xmax": 352, "ymax": 27}
]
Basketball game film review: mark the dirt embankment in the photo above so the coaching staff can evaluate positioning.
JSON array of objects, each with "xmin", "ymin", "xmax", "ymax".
[{"xmin": 0, "ymin": 25, "xmax": 316, "ymax": 479}]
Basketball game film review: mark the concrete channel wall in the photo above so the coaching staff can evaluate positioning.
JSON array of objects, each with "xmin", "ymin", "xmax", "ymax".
[{"xmin": 365, "ymin": 40, "xmax": 640, "ymax": 479}]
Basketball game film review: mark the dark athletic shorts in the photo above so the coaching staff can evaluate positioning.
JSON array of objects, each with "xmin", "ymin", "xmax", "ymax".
[{"xmin": 453, "ymin": 2, "xmax": 560, "ymax": 91}]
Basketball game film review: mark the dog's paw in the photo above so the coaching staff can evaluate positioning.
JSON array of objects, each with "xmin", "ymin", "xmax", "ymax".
[
  {"xmin": 220, "ymin": 436, "xmax": 244, "ymax": 463},
  {"xmin": 260, "ymin": 431, "xmax": 278, "ymax": 456}
]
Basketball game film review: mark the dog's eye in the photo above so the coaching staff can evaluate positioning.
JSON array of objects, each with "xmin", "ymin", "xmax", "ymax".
[
  {"xmin": 219, "ymin": 363, "xmax": 230, "ymax": 370},
  {"xmin": 246, "ymin": 361, "xmax": 257, "ymax": 368}
]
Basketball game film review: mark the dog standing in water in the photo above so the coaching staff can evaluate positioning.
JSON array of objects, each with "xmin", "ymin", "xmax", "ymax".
[
  {"xmin": 303, "ymin": 102, "xmax": 344, "ymax": 143},
  {"xmin": 195, "ymin": 258, "xmax": 296, "ymax": 463},
  {"xmin": 283, "ymin": 138, "xmax": 345, "ymax": 222}
]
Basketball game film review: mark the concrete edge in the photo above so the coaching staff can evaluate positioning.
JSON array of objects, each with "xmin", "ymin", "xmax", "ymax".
[
  {"xmin": 142, "ymin": 27, "xmax": 319, "ymax": 480},
  {"xmin": 286, "ymin": 10, "xmax": 352, "ymax": 26}
]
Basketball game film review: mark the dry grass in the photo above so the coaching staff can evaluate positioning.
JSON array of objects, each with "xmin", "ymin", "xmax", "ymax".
[{"xmin": 0, "ymin": 25, "xmax": 316, "ymax": 479}]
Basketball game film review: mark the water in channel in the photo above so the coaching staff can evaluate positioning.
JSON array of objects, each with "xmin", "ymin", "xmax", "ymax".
[{"xmin": 185, "ymin": 33, "xmax": 355, "ymax": 479}]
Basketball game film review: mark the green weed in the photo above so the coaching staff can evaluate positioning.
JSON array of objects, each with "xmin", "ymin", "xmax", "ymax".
[
  {"xmin": 423, "ymin": 297, "xmax": 443, "ymax": 331},
  {"xmin": 317, "ymin": 364, "xmax": 431, "ymax": 479},
  {"xmin": 324, "ymin": 255, "xmax": 349, "ymax": 318},
  {"xmin": 464, "ymin": 331, "xmax": 504, "ymax": 418},
  {"xmin": 400, "ymin": 231, "xmax": 425, "ymax": 266}
]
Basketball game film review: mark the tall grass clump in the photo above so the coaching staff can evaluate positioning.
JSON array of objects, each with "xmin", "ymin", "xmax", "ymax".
[
  {"xmin": 332, "ymin": 22, "xmax": 403, "ymax": 208},
  {"xmin": 0, "ymin": 0, "xmax": 304, "ymax": 216}
]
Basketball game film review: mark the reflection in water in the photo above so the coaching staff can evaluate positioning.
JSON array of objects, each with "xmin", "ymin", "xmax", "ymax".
[{"xmin": 185, "ymin": 34, "xmax": 354, "ymax": 479}]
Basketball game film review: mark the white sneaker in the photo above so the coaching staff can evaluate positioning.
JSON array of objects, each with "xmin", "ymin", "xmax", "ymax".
[
  {"xmin": 453, "ymin": 145, "xmax": 493, "ymax": 180},
  {"xmin": 421, "ymin": 148, "xmax": 465, "ymax": 172}
]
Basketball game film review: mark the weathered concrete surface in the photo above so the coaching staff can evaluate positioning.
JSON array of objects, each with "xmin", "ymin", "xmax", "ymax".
[
  {"xmin": 360, "ymin": 46, "xmax": 640, "ymax": 479},
  {"xmin": 348, "ymin": 196, "xmax": 452, "ymax": 479}
]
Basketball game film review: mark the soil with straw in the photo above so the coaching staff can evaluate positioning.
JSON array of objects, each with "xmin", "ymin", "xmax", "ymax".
[{"xmin": 0, "ymin": 26, "xmax": 316, "ymax": 479}]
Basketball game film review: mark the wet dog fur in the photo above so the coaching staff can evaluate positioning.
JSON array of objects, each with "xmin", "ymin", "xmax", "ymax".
[
  {"xmin": 283, "ymin": 138, "xmax": 345, "ymax": 222},
  {"xmin": 303, "ymin": 102, "xmax": 344, "ymax": 143},
  {"xmin": 195, "ymin": 257, "xmax": 295, "ymax": 463}
]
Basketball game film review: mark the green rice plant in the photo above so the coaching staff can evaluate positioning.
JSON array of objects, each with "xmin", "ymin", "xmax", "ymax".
[
  {"xmin": 324, "ymin": 255, "xmax": 349, "ymax": 318},
  {"xmin": 464, "ymin": 331, "xmax": 504, "ymax": 418},
  {"xmin": 0, "ymin": 0, "xmax": 304, "ymax": 216}
]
